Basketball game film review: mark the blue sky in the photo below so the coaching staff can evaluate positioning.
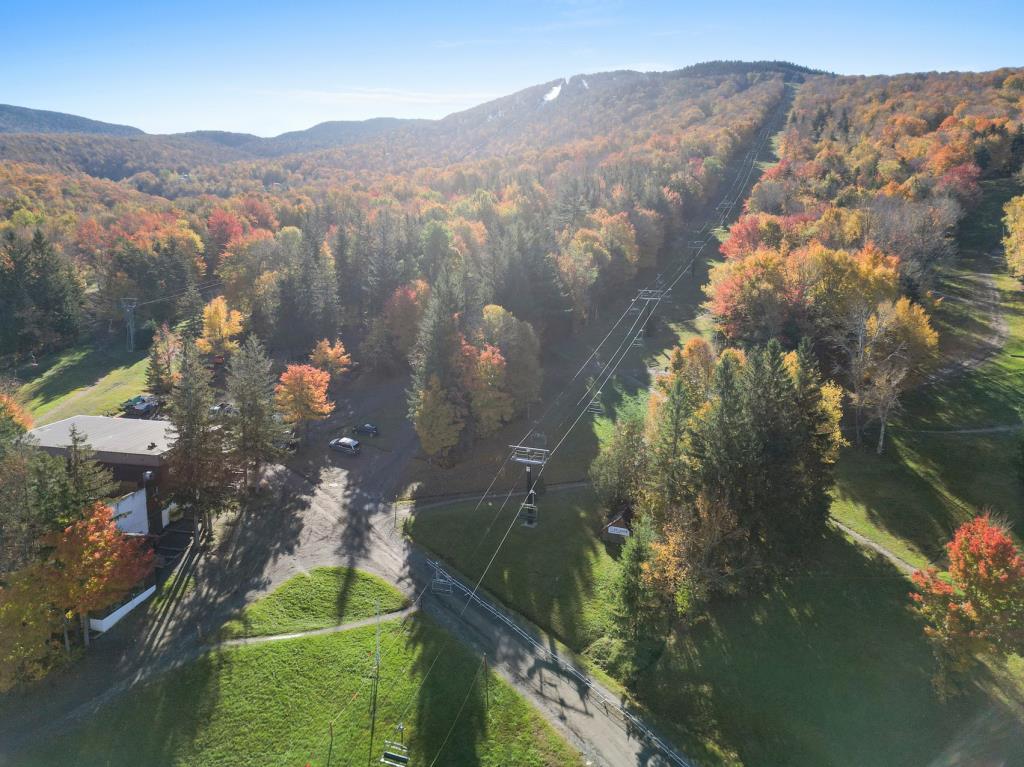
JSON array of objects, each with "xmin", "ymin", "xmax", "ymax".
[{"xmin": 3, "ymin": 0, "xmax": 1021, "ymax": 136}]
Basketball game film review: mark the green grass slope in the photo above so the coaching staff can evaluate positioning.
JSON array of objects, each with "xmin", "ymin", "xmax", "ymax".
[
  {"xmin": 411, "ymin": 490, "xmax": 1024, "ymax": 766},
  {"xmin": 19, "ymin": 615, "xmax": 582, "ymax": 767},
  {"xmin": 14, "ymin": 343, "xmax": 149, "ymax": 425}
]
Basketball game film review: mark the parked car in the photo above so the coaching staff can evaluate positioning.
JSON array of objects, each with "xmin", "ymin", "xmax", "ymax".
[
  {"xmin": 121, "ymin": 394, "xmax": 160, "ymax": 417},
  {"xmin": 353, "ymin": 423, "xmax": 379, "ymax": 436},
  {"xmin": 329, "ymin": 437, "xmax": 361, "ymax": 455},
  {"xmin": 210, "ymin": 402, "xmax": 234, "ymax": 417}
]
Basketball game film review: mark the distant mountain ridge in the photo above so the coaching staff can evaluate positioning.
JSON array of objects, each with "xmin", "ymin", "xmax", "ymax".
[
  {"xmin": 1, "ymin": 60, "xmax": 823, "ymax": 142},
  {"xmin": 0, "ymin": 104, "xmax": 143, "ymax": 136},
  {"xmin": 0, "ymin": 60, "xmax": 826, "ymax": 181}
]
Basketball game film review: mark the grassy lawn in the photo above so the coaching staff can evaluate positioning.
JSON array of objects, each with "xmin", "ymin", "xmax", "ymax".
[
  {"xmin": 19, "ymin": 615, "xmax": 582, "ymax": 767},
  {"xmin": 14, "ymin": 342, "xmax": 149, "ymax": 425},
  {"xmin": 220, "ymin": 566, "xmax": 408, "ymax": 639},
  {"xmin": 410, "ymin": 491, "xmax": 1024, "ymax": 767},
  {"xmin": 410, "ymin": 487, "xmax": 617, "ymax": 649}
]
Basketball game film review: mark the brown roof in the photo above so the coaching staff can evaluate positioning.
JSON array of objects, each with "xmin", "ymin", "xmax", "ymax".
[{"xmin": 28, "ymin": 415, "xmax": 174, "ymax": 465}]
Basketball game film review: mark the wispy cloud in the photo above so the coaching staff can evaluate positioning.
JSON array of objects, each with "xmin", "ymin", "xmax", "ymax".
[{"xmin": 248, "ymin": 86, "xmax": 499, "ymax": 107}]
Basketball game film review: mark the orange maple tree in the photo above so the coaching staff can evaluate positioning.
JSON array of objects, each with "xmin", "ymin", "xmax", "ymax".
[
  {"xmin": 46, "ymin": 502, "xmax": 154, "ymax": 646},
  {"xmin": 275, "ymin": 364, "xmax": 334, "ymax": 435},
  {"xmin": 309, "ymin": 338, "xmax": 352, "ymax": 381},
  {"xmin": 0, "ymin": 393, "xmax": 33, "ymax": 436}
]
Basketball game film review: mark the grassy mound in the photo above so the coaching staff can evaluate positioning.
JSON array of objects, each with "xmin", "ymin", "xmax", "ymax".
[{"xmin": 220, "ymin": 566, "xmax": 408, "ymax": 639}]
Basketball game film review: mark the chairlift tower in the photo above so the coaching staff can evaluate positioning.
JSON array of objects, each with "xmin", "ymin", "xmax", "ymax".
[
  {"xmin": 510, "ymin": 445, "xmax": 548, "ymax": 528},
  {"xmin": 636, "ymin": 288, "xmax": 670, "ymax": 303},
  {"xmin": 120, "ymin": 298, "xmax": 138, "ymax": 353}
]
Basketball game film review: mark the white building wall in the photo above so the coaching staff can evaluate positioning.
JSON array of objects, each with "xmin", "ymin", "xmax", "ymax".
[
  {"xmin": 89, "ymin": 585, "xmax": 156, "ymax": 632},
  {"xmin": 112, "ymin": 489, "xmax": 149, "ymax": 535}
]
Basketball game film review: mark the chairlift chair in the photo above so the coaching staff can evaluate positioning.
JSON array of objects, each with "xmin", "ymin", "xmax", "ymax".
[
  {"xmin": 519, "ymin": 501, "xmax": 538, "ymax": 528},
  {"xmin": 381, "ymin": 740, "xmax": 410, "ymax": 766},
  {"xmin": 430, "ymin": 565, "xmax": 453, "ymax": 595}
]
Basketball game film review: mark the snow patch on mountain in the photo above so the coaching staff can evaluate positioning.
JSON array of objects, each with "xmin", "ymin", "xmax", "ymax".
[{"xmin": 543, "ymin": 83, "xmax": 563, "ymax": 102}]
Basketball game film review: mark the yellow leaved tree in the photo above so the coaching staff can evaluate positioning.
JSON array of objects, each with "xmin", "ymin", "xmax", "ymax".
[{"xmin": 196, "ymin": 296, "xmax": 243, "ymax": 357}]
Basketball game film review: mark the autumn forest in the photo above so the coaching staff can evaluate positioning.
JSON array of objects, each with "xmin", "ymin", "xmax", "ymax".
[{"xmin": 3, "ymin": 56, "xmax": 1024, "ymax": 767}]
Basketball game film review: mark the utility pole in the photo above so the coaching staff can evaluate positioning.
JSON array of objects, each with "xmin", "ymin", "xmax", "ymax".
[
  {"xmin": 120, "ymin": 298, "xmax": 138, "ymax": 352},
  {"xmin": 368, "ymin": 598, "xmax": 381, "ymax": 767},
  {"xmin": 483, "ymin": 654, "xmax": 489, "ymax": 716}
]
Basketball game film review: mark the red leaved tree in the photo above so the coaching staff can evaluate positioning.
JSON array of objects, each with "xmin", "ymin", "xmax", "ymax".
[
  {"xmin": 911, "ymin": 514, "xmax": 1024, "ymax": 683},
  {"xmin": 46, "ymin": 503, "xmax": 154, "ymax": 647},
  {"xmin": 384, "ymin": 280, "xmax": 430, "ymax": 360}
]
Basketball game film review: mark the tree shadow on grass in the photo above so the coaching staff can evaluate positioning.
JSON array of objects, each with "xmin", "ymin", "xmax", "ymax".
[
  {"xmin": 833, "ymin": 441, "xmax": 961, "ymax": 562},
  {"xmin": 15, "ymin": 647, "xmax": 223, "ymax": 767},
  {"xmin": 630, "ymin": 532, "xmax": 1023, "ymax": 767},
  {"xmin": 403, "ymin": 614, "xmax": 487, "ymax": 767},
  {"xmin": 901, "ymin": 362, "xmax": 1023, "ymax": 431},
  {"xmin": 411, "ymin": 486, "xmax": 611, "ymax": 654}
]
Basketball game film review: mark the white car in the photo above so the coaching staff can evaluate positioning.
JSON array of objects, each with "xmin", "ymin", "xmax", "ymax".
[{"xmin": 329, "ymin": 437, "xmax": 361, "ymax": 455}]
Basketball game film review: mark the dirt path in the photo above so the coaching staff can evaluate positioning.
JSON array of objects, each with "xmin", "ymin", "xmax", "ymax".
[
  {"xmin": 922, "ymin": 250, "xmax": 1009, "ymax": 386},
  {"xmin": 831, "ymin": 521, "xmax": 917, "ymax": 575},
  {"xmin": 897, "ymin": 423, "xmax": 1023, "ymax": 435},
  {"xmin": 218, "ymin": 607, "xmax": 415, "ymax": 647}
]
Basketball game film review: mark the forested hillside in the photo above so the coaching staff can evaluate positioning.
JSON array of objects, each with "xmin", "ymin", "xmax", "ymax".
[{"xmin": 0, "ymin": 104, "xmax": 143, "ymax": 136}]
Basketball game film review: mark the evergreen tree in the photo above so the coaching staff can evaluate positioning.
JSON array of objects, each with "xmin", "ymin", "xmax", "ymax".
[
  {"xmin": 273, "ymin": 272, "xmax": 304, "ymax": 350},
  {"xmin": 168, "ymin": 339, "xmax": 227, "ymax": 536},
  {"xmin": 59, "ymin": 426, "xmax": 116, "ymax": 524},
  {"xmin": 590, "ymin": 397, "xmax": 647, "ymax": 517},
  {"xmin": 226, "ymin": 337, "xmax": 285, "ymax": 488},
  {"xmin": 361, "ymin": 318, "xmax": 398, "ymax": 376},
  {"xmin": 784, "ymin": 340, "xmax": 844, "ymax": 541},
  {"xmin": 687, "ymin": 350, "xmax": 751, "ymax": 517},
  {"xmin": 644, "ymin": 372, "xmax": 694, "ymax": 523},
  {"xmin": 418, "ymin": 220, "xmax": 455, "ymax": 282},
  {"xmin": 177, "ymin": 278, "xmax": 205, "ymax": 341},
  {"xmin": 299, "ymin": 238, "xmax": 339, "ymax": 342},
  {"xmin": 741, "ymin": 341, "xmax": 801, "ymax": 547},
  {"xmin": 0, "ymin": 230, "xmax": 83, "ymax": 356},
  {"xmin": 333, "ymin": 224, "xmax": 363, "ymax": 325},
  {"xmin": 615, "ymin": 516, "xmax": 659, "ymax": 639},
  {"xmin": 409, "ymin": 266, "xmax": 464, "ymax": 408},
  {"xmin": 145, "ymin": 323, "xmax": 179, "ymax": 396},
  {"xmin": 0, "ymin": 444, "xmax": 65, "ymax": 572},
  {"xmin": 365, "ymin": 209, "xmax": 403, "ymax": 314}
]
